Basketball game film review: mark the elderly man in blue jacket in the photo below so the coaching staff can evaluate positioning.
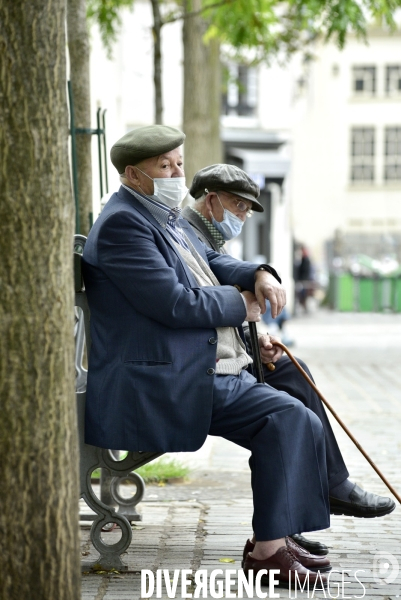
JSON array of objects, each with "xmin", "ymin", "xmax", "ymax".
[{"xmin": 83, "ymin": 125, "xmax": 333, "ymax": 586}]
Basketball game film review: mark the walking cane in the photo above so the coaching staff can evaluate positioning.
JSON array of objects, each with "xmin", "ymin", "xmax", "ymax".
[
  {"xmin": 248, "ymin": 322, "xmax": 401, "ymax": 505},
  {"xmin": 248, "ymin": 321, "xmax": 265, "ymax": 384}
]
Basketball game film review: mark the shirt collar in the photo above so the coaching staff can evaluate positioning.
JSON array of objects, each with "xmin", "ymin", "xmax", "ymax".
[{"xmin": 122, "ymin": 184, "xmax": 182, "ymax": 228}]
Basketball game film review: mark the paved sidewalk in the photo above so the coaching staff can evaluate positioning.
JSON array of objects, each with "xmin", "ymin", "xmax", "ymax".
[{"xmin": 81, "ymin": 310, "xmax": 401, "ymax": 599}]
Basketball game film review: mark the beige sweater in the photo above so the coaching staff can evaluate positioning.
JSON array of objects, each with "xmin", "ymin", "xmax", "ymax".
[{"xmin": 173, "ymin": 240, "xmax": 252, "ymax": 375}]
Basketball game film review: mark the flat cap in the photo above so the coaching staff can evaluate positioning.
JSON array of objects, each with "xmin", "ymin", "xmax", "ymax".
[
  {"xmin": 190, "ymin": 164, "xmax": 263, "ymax": 212},
  {"xmin": 110, "ymin": 125, "xmax": 186, "ymax": 173}
]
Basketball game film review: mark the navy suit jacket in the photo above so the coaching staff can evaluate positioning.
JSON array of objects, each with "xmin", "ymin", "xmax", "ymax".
[{"xmin": 82, "ymin": 186, "xmax": 262, "ymax": 451}]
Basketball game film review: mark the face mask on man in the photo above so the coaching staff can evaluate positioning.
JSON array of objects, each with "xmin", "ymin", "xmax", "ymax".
[
  {"xmin": 210, "ymin": 192, "xmax": 244, "ymax": 240},
  {"xmin": 135, "ymin": 167, "xmax": 188, "ymax": 208}
]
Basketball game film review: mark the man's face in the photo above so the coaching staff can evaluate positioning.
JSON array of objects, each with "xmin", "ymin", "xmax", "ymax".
[
  {"xmin": 127, "ymin": 147, "xmax": 184, "ymax": 196},
  {"xmin": 209, "ymin": 191, "xmax": 252, "ymax": 223}
]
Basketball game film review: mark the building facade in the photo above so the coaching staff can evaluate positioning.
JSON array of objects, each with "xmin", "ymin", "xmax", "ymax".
[
  {"xmin": 87, "ymin": 3, "xmax": 401, "ymax": 295},
  {"xmin": 290, "ymin": 30, "xmax": 401, "ymax": 274}
]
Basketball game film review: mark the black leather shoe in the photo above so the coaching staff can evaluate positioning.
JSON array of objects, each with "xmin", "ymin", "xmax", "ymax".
[
  {"xmin": 289, "ymin": 534, "xmax": 328, "ymax": 556},
  {"xmin": 330, "ymin": 484, "xmax": 396, "ymax": 518}
]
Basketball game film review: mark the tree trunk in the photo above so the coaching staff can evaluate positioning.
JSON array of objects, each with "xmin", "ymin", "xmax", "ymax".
[
  {"xmin": 0, "ymin": 1, "xmax": 80, "ymax": 599},
  {"xmin": 208, "ymin": 38, "xmax": 223, "ymax": 164},
  {"xmin": 183, "ymin": 0, "xmax": 222, "ymax": 186},
  {"xmin": 150, "ymin": 0, "xmax": 163, "ymax": 124},
  {"xmin": 67, "ymin": 0, "xmax": 93, "ymax": 235}
]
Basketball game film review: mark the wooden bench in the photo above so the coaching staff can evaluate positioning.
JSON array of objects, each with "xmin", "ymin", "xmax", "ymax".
[{"xmin": 74, "ymin": 234, "xmax": 162, "ymax": 571}]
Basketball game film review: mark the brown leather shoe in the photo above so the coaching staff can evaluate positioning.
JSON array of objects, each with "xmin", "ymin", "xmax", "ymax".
[
  {"xmin": 243, "ymin": 546, "xmax": 327, "ymax": 587},
  {"xmin": 241, "ymin": 539, "xmax": 255, "ymax": 567},
  {"xmin": 242, "ymin": 538, "xmax": 331, "ymax": 572}
]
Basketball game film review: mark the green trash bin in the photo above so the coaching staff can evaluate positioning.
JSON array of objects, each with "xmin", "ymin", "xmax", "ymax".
[
  {"xmin": 392, "ymin": 278, "xmax": 401, "ymax": 312},
  {"xmin": 337, "ymin": 274, "xmax": 354, "ymax": 311},
  {"xmin": 378, "ymin": 278, "xmax": 392, "ymax": 311},
  {"xmin": 358, "ymin": 277, "xmax": 375, "ymax": 312}
]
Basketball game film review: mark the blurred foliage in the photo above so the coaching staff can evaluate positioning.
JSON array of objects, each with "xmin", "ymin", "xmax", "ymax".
[
  {"xmin": 87, "ymin": 0, "xmax": 401, "ymax": 61},
  {"xmin": 87, "ymin": 0, "xmax": 135, "ymax": 54},
  {"xmin": 202, "ymin": 0, "xmax": 400, "ymax": 62}
]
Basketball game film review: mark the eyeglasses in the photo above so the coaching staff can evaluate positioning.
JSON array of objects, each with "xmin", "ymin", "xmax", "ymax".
[
  {"xmin": 212, "ymin": 190, "xmax": 253, "ymax": 216},
  {"xmin": 231, "ymin": 199, "xmax": 253, "ymax": 214},
  {"xmin": 224, "ymin": 197, "xmax": 253, "ymax": 217}
]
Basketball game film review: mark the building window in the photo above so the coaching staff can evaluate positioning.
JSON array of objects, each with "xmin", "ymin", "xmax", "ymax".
[
  {"xmin": 350, "ymin": 127, "xmax": 375, "ymax": 182},
  {"xmin": 384, "ymin": 127, "xmax": 401, "ymax": 181},
  {"xmin": 352, "ymin": 66, "xmax": 376, "ymax": 94},
  {"xmin": 222, "ymin": 64, "xmax": 258, "ymax": 117},
  {"xmin": 385, "ymin": 66, "xmax": 401, "ymax": 95}
]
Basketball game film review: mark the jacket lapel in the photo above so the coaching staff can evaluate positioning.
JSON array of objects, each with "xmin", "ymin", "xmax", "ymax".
[{"xmin": 117, "ymin": 187, "xmax": 198, "ymax": 286}]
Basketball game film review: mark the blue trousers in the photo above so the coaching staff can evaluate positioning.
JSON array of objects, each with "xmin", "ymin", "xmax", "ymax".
[
  {"xmin": 209, "ymin": 370, "xmax": 330, "ymax": 541},
  {"xmin": 263, "ymin": 356, "xmax": 349, "ymax": 489}
]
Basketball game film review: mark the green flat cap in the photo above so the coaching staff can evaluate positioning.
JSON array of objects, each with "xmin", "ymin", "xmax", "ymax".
[
  {"xmin": 110, "ymin": 125, "xmax": 186, "ymax": 173},
  {"xmin": 190, "ymin": 164, "xmax": 263, "ymax": 212}
]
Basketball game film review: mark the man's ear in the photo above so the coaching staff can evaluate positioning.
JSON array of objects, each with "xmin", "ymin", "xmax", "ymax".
[
  {"xmin": 125, "ymin": 165, "xmax": 140, "ymax": 186},
  {"xmin": 205, "ymin": 192, "xmax": 215, "ymax": 212}
]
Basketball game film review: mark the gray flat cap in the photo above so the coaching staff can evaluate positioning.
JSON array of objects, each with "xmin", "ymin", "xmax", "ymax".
[
  {"xmin": 110, "ymin": 125, "xmax": 185, "ymax": 173},
  {"xmin": 190, "ymin": 164, "xmax": 263, "ymax": 212}
]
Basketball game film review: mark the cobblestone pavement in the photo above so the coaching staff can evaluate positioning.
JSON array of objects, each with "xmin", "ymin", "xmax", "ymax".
[{"xmin": 80, "ymin": 310, "xmax": 401, "ymax": 599}]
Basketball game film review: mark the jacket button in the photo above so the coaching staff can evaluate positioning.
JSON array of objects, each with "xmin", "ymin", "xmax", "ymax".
[
  {"xmin": 208, "ymin": 337, "xmax": 217, "ymax": 344},
  {"xmin": 207, "ymin": 368, "xmax": 215, "ymax": 375}
]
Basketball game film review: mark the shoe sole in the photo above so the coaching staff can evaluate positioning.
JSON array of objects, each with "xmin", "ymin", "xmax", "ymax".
[
  {"xmin": 241, "ymin": 561, "xmax": 332, "ymax": 573},
  {"xmin": 330, "ymin": 503, "xmax": 396, "ymax": 518},
  {"xmin": 302, "ymin": 549, "xmax": 329, "ymax": 556},
  {"xmin": 258, "ymin": 574, "xmax": 328, "ymax": 589}
]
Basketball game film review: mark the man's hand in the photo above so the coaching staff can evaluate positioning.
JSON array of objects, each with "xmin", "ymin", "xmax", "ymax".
[
  {"xmin": 241, "ymin": 290, "xmax": 261, "ymax": 322},
  {"xmin": 258, "ymin": 334, "xmax": 283, "ymax": 364},
  {"xmin": 255, "ymin": 271, "xmax": 286, "ymax": 319}
]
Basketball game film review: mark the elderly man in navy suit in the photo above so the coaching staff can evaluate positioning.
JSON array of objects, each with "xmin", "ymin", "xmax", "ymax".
[{"xmin": 83, "ymin": 125, "xmax": 340, "ymax": 586}]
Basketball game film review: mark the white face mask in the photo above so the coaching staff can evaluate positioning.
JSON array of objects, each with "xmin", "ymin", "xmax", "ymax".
[
  {"xmin": 211, "ymin": 193, "xmax": 244, "ymax": 240},
  {"xmin": 152, "ymin": 177, "xmax": 188, "ymax": 208},
  {"xmin": 136, "ymin": 168, "xmax": 188, "ymax": 208}
]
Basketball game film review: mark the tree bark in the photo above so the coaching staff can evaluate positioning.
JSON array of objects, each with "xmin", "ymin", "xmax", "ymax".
[
  {"xmin": 183, "ymin": 0, "xmax": 222, "ymax": 186},
  {"xmin": 150, "ymin": 0, "xmax": 163, "ymax": 124},
  {"xmin": 0, "ymin": 1, "xmax": 80, "ymax": 599},
  {"xmin": 67, "ymin": 0, "xmax": 93, "ymax": 235}
]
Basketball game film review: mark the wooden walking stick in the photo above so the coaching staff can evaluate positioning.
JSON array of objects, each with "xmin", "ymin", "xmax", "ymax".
[{"xmin": 264, "ymin": 338, "xmax": 401, "ymax": 505}]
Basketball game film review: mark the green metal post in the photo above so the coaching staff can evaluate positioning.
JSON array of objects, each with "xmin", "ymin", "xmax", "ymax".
[
  {"xmin": 68, "ymin": 81, "xmax": 80, "ymax": 234},
  {"xmin": 97, "ymin": 108, "xmax": 103, "ymax": 199},
  {"xmin": 102, "ymin": 110, "xmax": 109, "ymax": 193}
]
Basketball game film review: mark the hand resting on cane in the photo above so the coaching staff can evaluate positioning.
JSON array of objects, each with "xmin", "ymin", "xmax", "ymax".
[
  {"xmin": 258, "ymin": 334, "xmax": 283, "ymax": 364},
  {"xmin": 241, "ymin": 290, "xmax": 261, "ymax": 322}
]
